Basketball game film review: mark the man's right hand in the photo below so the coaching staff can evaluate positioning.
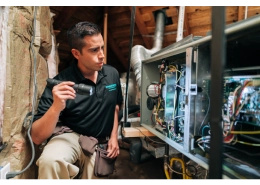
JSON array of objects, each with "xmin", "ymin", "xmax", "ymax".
[{"xmin": 51, "ymin": 81, "xmax": 76, "ymax": 112}]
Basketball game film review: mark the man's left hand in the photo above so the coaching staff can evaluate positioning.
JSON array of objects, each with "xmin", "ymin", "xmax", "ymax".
[{"xmin": 106, "ymin": 136, "xmax": 119, "ymax": 158}]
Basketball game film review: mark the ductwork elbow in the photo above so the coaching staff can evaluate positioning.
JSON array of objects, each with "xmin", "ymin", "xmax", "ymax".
[
  {"xmin": 130, "ymin": 45, "xmax": 152, "ymax": 88},
  {"xmin": 130, "ymin": 10, "xmax": 166, "ymax": 88}
]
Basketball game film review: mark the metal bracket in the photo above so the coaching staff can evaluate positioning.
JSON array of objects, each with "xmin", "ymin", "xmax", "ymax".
[{"xmin": 190, "ymin": 84, "xmax": 197, "ymax": 95}]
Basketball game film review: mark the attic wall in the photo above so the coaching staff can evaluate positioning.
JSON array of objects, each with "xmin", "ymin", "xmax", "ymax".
[
  {"xmin": 0, "ymin": 6, "xmax": 58, "ymax": 179},
  {"xmin": 0, "ymin": 7, "xmax": 9, "ymax": 145}
]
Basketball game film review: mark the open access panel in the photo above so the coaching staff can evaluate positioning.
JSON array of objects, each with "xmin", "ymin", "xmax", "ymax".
[{"xmin": 140, "ymin": 15, "xmax": 260, "ymax": 178}]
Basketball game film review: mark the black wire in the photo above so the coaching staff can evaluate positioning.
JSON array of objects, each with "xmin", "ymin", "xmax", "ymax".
[
  {"xmin": 223, "ymin": 152, "xmax": 260, "ymax": 175},
  {"xmin": 223, "ymin": 144, "xmax": 260, "ymax": 156},
  {"xmin": 123, "ymin": 6, "xmax": 136, "ymax": 136}
]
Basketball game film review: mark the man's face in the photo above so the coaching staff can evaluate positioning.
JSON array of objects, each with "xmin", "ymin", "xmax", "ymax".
[{"xmin": 73, "ymin": 33, "xmax": 105, "ymax": 74}]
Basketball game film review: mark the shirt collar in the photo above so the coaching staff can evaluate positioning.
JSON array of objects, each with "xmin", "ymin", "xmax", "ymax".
[{"xmin": 72, "ymin": 59, "xmax": 107, "ymax": 83}]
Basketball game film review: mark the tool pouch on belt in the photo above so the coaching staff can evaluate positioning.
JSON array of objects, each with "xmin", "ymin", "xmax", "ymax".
[
  {"xmin": 78, "ymin": 135, "xmax": 98, "ymax": 156},
  {"xmin": 94, "ymin": 144, "xmax": 117, "ymax": 177}
]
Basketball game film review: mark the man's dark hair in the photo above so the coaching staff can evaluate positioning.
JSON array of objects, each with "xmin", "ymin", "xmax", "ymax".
[{"xmin": 67, "ymin": 21, "xmax": 101, "ymax": 53}]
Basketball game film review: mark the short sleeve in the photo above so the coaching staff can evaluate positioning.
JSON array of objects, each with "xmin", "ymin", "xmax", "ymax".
[{"xmin": 33, "ymin": 86, "xmax": 54, "ymax": 122}]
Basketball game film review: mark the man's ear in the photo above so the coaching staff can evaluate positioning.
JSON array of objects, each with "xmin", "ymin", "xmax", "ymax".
[{"xmin": 71, "ymin": 49, "xmax": 80, "ymax": 60}]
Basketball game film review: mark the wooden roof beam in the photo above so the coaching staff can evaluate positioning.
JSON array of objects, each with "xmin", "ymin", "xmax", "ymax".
[
  {"xmin": 53, "ymin": 6, "xmax": 79, "ymax": 34},
  {"xmin": 183, "ymin": 7, "xmax": 191, "ymax": 37},
  {"xmin": 238, "ymin": 6, "xmax": 245, "ymax": 21},
  {"xmin": 129, "ymin": 6, "xmax": 152, "ymax": 49},
  {"xmin": 107, "ymin": 30, "xmax": 128, "ymax": 70}
]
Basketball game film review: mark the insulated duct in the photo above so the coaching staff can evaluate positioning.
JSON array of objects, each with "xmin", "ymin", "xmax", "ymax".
[{"xmin": 130, "ymin": 10, "xmax": 166, "ymax": 88}]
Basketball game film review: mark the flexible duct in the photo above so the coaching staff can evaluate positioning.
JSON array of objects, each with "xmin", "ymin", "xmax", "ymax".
[{"xmin": 130, "ymin": 10, "xmax": 166, "ymax": 88}]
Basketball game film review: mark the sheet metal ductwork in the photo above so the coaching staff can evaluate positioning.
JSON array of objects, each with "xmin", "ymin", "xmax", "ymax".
[{"xmin": 130, "ymin": 10, "xmax": 166, "ymax": 88}]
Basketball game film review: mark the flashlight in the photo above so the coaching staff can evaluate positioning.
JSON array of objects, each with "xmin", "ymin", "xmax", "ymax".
[{"xmin": 46, "ymin": 78, "xmax": 94, "ymax": 96}]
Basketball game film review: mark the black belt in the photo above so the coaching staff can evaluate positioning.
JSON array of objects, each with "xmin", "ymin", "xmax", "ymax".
[{"xmin": 97, "ymin": 136, "xmax": 109, "ymax": 144}]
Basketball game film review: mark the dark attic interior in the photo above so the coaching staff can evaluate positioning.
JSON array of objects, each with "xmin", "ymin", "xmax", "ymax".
[
  {"xmin": 51, "ymin": 6, "xmax": 255, "ymax": 74},
  {"xmin": 1, "ymin": 6, "xmax": 260, "ymax": 180}
]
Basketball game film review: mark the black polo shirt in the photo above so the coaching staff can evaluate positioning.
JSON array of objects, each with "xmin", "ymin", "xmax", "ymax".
[{"xmin": 33, "ymin": 61, "xmax": 123, "ymax": 138}]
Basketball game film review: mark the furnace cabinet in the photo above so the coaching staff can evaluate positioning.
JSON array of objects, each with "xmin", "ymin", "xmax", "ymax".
[{"xmin": 140, "ymin": 15, "xmax": 260, "ymax": 179}]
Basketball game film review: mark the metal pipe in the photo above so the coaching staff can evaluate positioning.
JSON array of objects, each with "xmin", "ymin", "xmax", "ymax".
[
  {"xmin": 208, "ymin": 6, "xmax": 226, "ymax": 179},
  {"xmin": 163, "ymin": 144, "xmax": 170, "ymax": 179},
  {"xmin": 176, "ymin": 6, "xmax": 185, "ymax": 42},
  {"xmin": 224, "ymin": 66, "xmax": 260, "ymax": 72},
  {"xmin": 130, "ymin": 10, "xmax": 166, "ymax": 88},
  {"xmin": 120, "ymin": 117, "xmax": 140, "ymax": 122},
  {"xmin": 245, "ymin": 6, "xmax": 248, "ymax": 19}
]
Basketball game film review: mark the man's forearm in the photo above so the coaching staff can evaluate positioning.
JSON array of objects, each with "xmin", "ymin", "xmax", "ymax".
[{"xmin": 110, "ymin": 105, "xmax": 120, "ymax": 139}]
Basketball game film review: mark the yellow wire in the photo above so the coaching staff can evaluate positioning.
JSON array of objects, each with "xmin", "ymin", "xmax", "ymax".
[
  {"xmin": 231, "ymin": 136, "xmax": 238, "ymax": 145},
  {"xmin": 230, "ymin": 130, "xmax": 260, "ymax": 134},
  {"xmin": 170, "ymin": 157, "xmax": 191, "ymax": 179},
  {"xmin": 236, "ymin": 140, "xmax": 260, "ymax": 146},
  {"xmin": 232, "ymin": 85, "xmax": 241, "ymax": 114},
  {"xmin": 176, "ymin": 70, "xmax": 182, "ymax": 83},
  {"xmin": 172, "ymin": 67, "xmax": 182, "ymax": 118},
  {"xmin": 155, "ymin": 98, "xmax": 160, "ymax": 122},
  {"xmin": 164, "ymin": 164, "xmax": 171, "ymax": 179}
]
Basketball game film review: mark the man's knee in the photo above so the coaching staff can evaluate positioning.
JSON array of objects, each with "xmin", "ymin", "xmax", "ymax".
[{"xmin": 37, "ymin": 152, "xmax": 61, "ymax": 168}]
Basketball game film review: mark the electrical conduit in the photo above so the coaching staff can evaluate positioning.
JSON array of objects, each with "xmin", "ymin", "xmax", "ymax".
[{"xmin": 176, "ymin": 6, "xmax": 185, "ymax": 42}]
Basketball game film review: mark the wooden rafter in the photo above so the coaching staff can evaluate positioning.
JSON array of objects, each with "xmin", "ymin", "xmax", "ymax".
[
  {"xmin": 53, "ymin": 6, "xmax": 79, "ymax": 32},
  {"xmin": 238, "ymin": 6, "xmax": 245, "ymax": 21},
  {"xmin": 129, "ymin": 6, "xmax": 152, "ymax": 49},
  {"xmin": 183, "ymin": 7, "xmax": 191, "ymax": 37},
  {"xmin": 107, "ymin": 30, "xmax": 128, "ymax": 70},
  {"xmin": 103, "ymin": 6, "xmax": 108, "ymax": 64}
]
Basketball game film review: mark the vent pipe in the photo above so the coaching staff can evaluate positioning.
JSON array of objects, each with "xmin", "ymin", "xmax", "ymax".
[
  {"xmin": 130, "ymin": 10, "xmax": 166, "ymax": 88},
  {"xmin": 176, "ymin": 6, "xmax": 185, "ymax": 42},
  {"xmin": 245, "ymin": 6, "xmax": 248, "ymax": 19}
]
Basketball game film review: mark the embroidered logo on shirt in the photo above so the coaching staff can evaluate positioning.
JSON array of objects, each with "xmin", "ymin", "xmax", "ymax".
[{"xmin": 105, "ymin": 84, "xmax": 117, "ymax": 91}]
